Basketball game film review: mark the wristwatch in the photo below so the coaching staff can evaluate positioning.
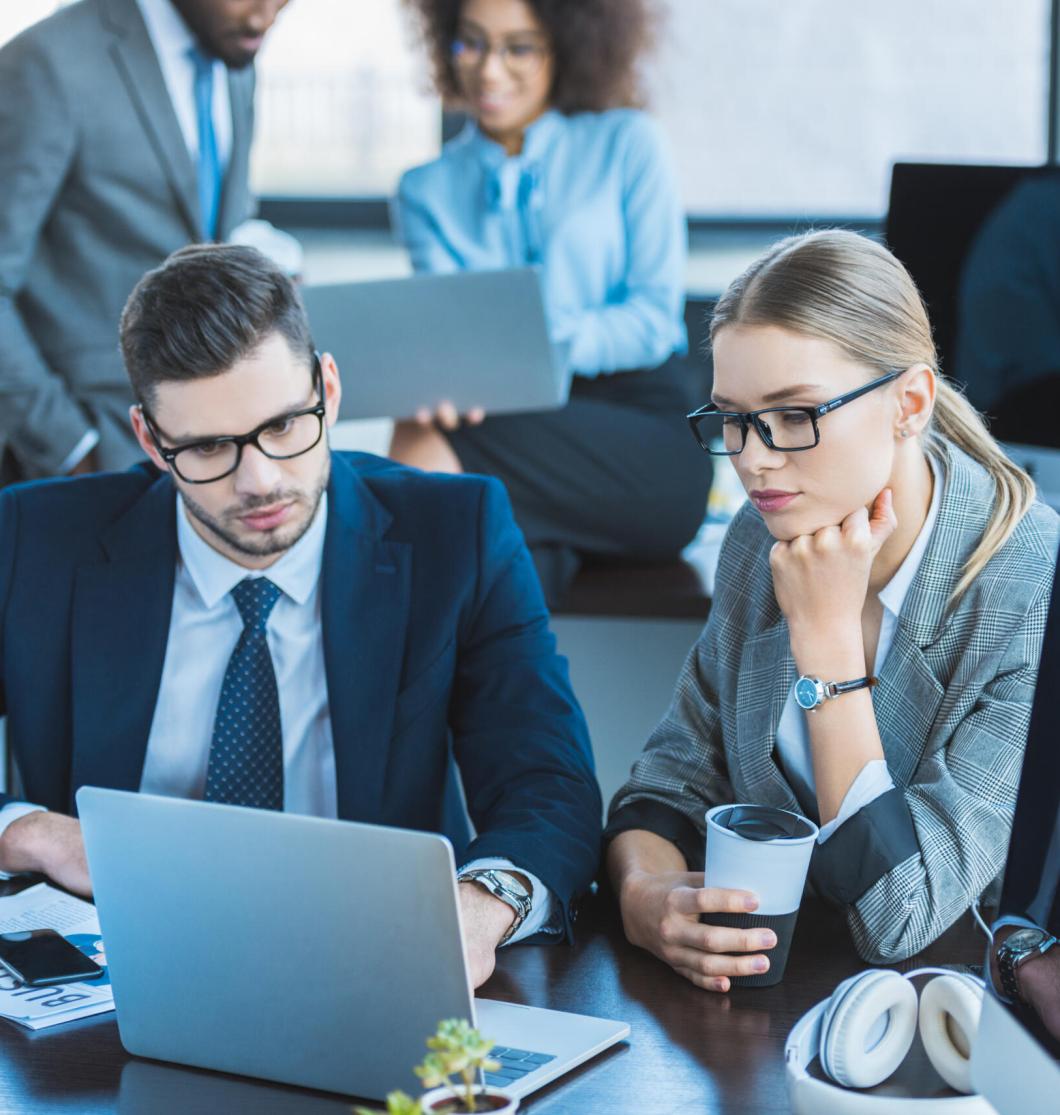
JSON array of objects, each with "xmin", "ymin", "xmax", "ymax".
[
  {"xmin": 996, "ymin": 925, "xmax": 1058, "ymax": 1002},
  {"xmin": 794, "ymin": 674, "xmax": 878, "ymax": 711},
  {"xmin": 457, "ymin": 868, "xmax": 533, "ymax": 945}
]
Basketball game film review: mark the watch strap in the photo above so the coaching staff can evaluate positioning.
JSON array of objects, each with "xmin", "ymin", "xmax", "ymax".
[{"xmin": 823, "ymin": 676, "xmax": 878, "ymax": 699}]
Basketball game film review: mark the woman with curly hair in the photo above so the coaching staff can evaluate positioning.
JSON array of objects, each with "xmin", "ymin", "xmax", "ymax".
[{"xmin": 391, "ymin": 0, "xmax": 711, "ymax": 603}]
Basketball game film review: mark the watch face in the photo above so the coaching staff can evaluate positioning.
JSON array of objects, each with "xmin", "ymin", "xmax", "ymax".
[
  {"xmin": 1005, "ymin": 927, "xmax": 1051, "ymax": 954},
  {"xmin": 794, "ymin": 677, "xmax": 821, "ymax": 709}
]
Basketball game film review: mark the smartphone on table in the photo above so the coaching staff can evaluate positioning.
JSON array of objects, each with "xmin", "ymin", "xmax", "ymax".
[{"xmin": 0, "ymin": 929, "xmax": 105, "ymax": 986}]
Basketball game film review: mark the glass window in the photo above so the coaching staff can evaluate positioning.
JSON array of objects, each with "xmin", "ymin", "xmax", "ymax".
[
  {"xmin": 0, "ymin": 2, "xmax": 70, "ymax": 44},
  {"xmin": 2, "ymin": 1, "xmax": 1051, "ymax": 214},
  {"xmin": 649, "ymin": 0, "xmax": 1051, "ymax": 218},
  {"xmin": 250, "ymin": 0, "xmax": 441, "ymax": 197}
]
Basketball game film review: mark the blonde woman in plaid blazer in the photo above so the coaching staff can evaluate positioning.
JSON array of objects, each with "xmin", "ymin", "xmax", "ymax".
[{"xmin": 605, "ymin": 230, "xmax": 1060, "ymax": 990}]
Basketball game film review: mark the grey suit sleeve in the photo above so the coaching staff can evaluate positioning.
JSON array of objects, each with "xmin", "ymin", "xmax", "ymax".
[
  {"xmin": 0, "ymin": 34, "xmax": 94, "ymax": 475},
  {"xmin": 604, "ymin": 617, "xmax": 733, "ymax": 868},
  {"xmin": 830, "ymin": 584, "xmax": 1053, "ymax": 963}
]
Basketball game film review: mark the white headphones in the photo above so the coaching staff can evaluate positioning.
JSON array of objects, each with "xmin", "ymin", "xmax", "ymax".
[{"xmin": 785, "ymin": 967, "xmax": 993, "ymax": 1114}]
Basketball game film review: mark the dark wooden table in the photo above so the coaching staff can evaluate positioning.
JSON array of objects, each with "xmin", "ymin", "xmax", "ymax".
[{"xmin": 0, "ymin": 892, "xmax": 984, "ymax": 1114}]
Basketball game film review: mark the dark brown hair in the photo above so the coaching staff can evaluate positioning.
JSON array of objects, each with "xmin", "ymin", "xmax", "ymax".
[
  {"xmin": 120, "ymin": 244, "xmax": 314, "ymax": 407},
  {"xmin": 404, "ymin": 0, "xmax": 655, "ymax": 113}
]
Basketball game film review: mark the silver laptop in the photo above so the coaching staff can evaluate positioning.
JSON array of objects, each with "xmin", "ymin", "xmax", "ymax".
[
  {"xmin": 301, "ymin": 268, "xmax": 570, "ymax": 421},
  {"xmin": 77, "ymin": 788, "xmax": 628, "ymax": 1100},
  {"xmin": 972, "ymin": 990, "xmax": 1059, "ymax": 1114}
]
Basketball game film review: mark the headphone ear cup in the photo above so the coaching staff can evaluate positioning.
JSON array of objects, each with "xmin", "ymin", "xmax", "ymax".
[
  {"xmin": 917, "ymin": 974, "xmax": 983, "ymax": 1094},
  {"xmin": 820, "ymin": 969, "xmax": 919, "ymax": 1089}
]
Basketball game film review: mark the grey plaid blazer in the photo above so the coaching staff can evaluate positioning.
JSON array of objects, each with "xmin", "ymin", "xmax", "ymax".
[{"xmin": 606, "ymin": 440, "xmax": 1060, "ymax": 962}]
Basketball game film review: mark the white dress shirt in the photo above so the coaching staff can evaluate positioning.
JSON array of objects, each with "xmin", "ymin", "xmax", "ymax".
[
  {"xmin": 136, "ymin": 0, "xmax": 233, "ymax": 169},
  {"xmin": 776, "ymin": 455, "xmax": 944, "ymax": 842},
  {"xmin": 140, "ymin": 494, "xmax": 335, "ymax": 812},
  {"xmin": 1, "ymin": 495, "xmax": 554, "ymax": 939}
]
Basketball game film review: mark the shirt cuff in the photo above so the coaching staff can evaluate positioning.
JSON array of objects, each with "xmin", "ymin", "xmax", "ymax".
[
  {"xmin": 992, "ymin": 914, "xmax": 1043, "ymax": 934},
  {"xmin": 808, "ymin": 786, "xmax": 919, "ymax": 904},
  {"xmin": 817, "ymin": 759, "xmax": 895, "ymax": 843},
  {"xmin": 0, "ymin": 803, "xmax": 47, "ymax": 880},
  {"xmin": 57, "ymin": 428, "xmax": 100, "ymax": 475},
  {"xmin": 603, "ymin": 798, "xmax": 705, "ymax": 870},
  {"xmin": 458, "ymin": 857, "xmax": 560, "ymax": 944}
]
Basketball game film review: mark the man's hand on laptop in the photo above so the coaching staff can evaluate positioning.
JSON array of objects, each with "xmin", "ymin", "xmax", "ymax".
[
  {"xmin": 413, "ymin": 402, "xmax": 486, "ymax": 431},
  {"xmin": 458, "ymin": 881, "xmax": 517, "ymax": 988},
  {"xmin": 0, "ymin": 812, "xmax": 92, "ymax": 896}
]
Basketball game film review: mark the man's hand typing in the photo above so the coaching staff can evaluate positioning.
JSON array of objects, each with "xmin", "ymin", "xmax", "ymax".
[{"xmin": 0, "ymin": 812, "xmax": 92, "ymax": 896}]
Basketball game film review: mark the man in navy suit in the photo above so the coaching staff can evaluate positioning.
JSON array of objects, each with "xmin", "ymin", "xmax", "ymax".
[
  {"xmin": 0, "ymin": 244, "xmax": 602, "ymax": 987},
  {"xmin": 989, "ymin": 545, "xmax": 1060, "ymax": 1052}
]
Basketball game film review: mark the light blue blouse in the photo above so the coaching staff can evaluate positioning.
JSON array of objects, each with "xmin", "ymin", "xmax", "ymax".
[{"xmin": 394, "ymin": 108, "xmax": 688, "ymax": 378}]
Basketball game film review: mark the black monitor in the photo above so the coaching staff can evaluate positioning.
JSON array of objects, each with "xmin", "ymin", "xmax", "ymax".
[{"xmin": 886, "ymin": 162, "xmax": 1060, "ymax": 451}]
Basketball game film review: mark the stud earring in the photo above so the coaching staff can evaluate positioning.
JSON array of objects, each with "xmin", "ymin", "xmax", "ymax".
[{"xmin": 899, "ymin": 428, "xmax": 911, "ymax": 439}]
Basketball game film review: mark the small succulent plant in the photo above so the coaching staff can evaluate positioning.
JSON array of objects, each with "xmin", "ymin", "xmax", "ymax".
[
  {"xmin": 353, "ymin": 1018, "xmax": 502, "ymax": 1115},
  {"xmin": 353, "ymin": 1090, "xmax": 423, "ymax": 1115}
]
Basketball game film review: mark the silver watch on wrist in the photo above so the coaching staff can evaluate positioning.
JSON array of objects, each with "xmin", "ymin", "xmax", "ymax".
[{"xmin": 457, "ymin": 868, "xmax": 533, "ymax": 945}]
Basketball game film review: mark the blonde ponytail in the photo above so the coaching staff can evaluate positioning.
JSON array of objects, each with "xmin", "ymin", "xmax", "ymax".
[
  {"xmin": 711, "ymin": 229, "xmax": 1037, "ymax": 604},
  {"xmin": 929, "ymin": 379, "xmax": 1036, "ymax": 601}
]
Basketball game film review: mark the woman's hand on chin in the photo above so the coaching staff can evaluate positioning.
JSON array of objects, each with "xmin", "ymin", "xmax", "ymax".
[{"xmin": 769, "ymin": 488, "xmax": 897, "ymax": 645}]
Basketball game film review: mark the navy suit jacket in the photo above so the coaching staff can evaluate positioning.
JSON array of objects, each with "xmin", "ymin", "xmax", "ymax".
[
  {"xmin": 1000, "ymin": 546, "xmax": 1060, "ymax": 935},
  {"xmin": 0, "ymin": 452, "xmax": 602, "ymax": 937}
]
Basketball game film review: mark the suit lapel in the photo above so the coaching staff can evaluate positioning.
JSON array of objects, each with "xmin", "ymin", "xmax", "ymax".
[
  {"xmin": 70, "ymin": 473, "xmax": 177, "ymax": 810},
  {"xmin": 871, "ymin": 625, "xmax": 944, "ymax": 788},
  {"xmin": 734, "ymin": 617, "xmax": 801, "ymax": 811},
  {"xmin": 868, "ymin": 441, "xmax": 982, "ymax": 787},
  {"xmin": 322, "ymin": 457, "xmax": 412, "ymax": 823},
  {"xmin": 102, "ymin": 0, "xmax": 201, "ymax": 239}
]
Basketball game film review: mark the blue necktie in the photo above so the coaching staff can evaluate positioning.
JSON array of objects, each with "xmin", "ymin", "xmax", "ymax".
[
  {"xmin": 188, "ymin": 46, "xmax": 221, "ymax": 240},
  {"xmin": 205, "ymin": 578, "xmax": 284, "ymax": 810}
]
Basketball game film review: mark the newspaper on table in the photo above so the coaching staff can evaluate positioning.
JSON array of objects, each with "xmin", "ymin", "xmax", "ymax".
[{"xmin": 0, "ymin": 882, "xmax": 114, "ymax": 1030}]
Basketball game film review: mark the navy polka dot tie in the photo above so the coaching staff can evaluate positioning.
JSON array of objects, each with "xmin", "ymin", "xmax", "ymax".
[{"xmin": 204, "ymin": 577, "xmax": 284, "ymax": 810}]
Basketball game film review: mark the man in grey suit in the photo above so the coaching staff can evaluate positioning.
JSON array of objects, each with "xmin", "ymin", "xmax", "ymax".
[{"xmin": 0, "ymin": 0, "xmax": 289, "ymax": 483}]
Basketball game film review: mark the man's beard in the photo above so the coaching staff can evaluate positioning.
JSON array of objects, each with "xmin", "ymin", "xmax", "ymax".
[{"xmin": 181, "ymin": 463, "xmax": 329, "ymax": 561}]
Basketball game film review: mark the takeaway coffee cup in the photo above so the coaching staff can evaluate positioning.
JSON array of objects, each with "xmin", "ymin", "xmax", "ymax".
[{"xmin": 703, "ymin": 803, "xmax": 819, "ymax": 987}]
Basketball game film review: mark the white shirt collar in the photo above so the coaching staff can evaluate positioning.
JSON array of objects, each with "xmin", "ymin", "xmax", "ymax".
[
  {"xmin": 137, "ymin": 0, "xmax": 198, "ymax": 62},
  {"xmin": 175, "ymin": 493, "xmax": 329, "ymax": 610},
  {"xmin": 877, "ymin": 453, "xmax": 943, "ymax": 620}
]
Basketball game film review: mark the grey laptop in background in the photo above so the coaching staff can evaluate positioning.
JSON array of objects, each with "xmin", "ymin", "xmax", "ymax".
[
  {"xmin": 77, "ymin": 788, "xmax": 628, "ymax": 1101},
  {"xmin": 301, "ymin": 268, "xmax": 570, "ymax": 421}
]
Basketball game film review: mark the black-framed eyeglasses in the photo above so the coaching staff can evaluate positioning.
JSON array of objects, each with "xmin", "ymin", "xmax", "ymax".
[
  {"xmin": 686, "ymin": 370, "xmax": 903, "ymax": 456},
  {"xmin": 450, "ymin": 33, "xmax": 550, "ymax": 78},
  {"xmin": 141, "ymin": 353, "xmax": 327, "ymax": 484}
]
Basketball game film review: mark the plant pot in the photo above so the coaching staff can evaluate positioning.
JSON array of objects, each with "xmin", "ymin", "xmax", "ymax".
[{"xmin": 420, "ymin": 1084, "xmax": 519, "ymax": 1114}]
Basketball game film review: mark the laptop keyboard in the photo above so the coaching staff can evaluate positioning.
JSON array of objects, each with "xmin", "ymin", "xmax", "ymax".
[{"xmin": 483, "ymin": 1046, "xmax": 557, "ymax": 1088}]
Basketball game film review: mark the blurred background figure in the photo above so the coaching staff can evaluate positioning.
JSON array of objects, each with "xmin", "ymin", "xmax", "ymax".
[
  {"xmin": 0, "ymin": 0, "xmax": 291, "ymax": 485},
  {"xmin": 389, "ymin": 0, "xmax": 712, "ymax": 604},
  {"xmin": 955, "ymin": 174, "xmax": 1060, "ymax": 450}
]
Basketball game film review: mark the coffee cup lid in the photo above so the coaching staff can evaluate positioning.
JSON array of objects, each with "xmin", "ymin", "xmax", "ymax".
[{"xmin": 712, "ymin": 804, "xmax": 816, "ymax": 842}]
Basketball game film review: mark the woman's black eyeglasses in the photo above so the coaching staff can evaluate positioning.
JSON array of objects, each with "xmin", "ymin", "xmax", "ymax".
[
  {"xmin": 140, "ymin": 354, "xmax": 327, "ymax": 484},
  {"xmin": 686, "ymin": 371, "xmax": 902, "ymax": 456}
]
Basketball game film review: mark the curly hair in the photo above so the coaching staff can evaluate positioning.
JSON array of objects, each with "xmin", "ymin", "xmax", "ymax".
[{"xmin": 403, "ymin": 0, "xmax": 656, "ymax": 113}]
